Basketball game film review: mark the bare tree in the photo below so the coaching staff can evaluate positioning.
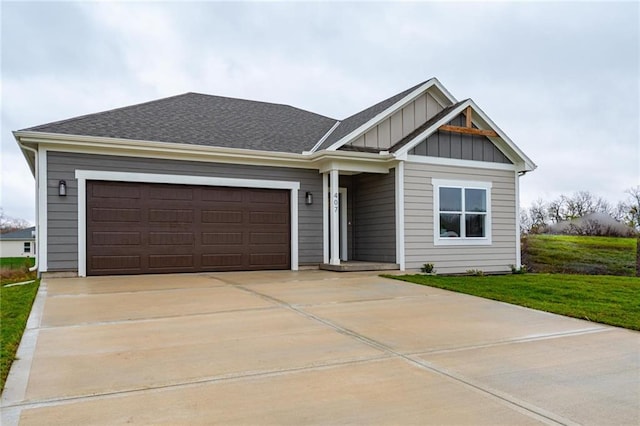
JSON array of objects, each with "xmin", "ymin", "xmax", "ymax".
[
  {"xmin": 625, "ymin": 186, "xmax": 640, "ymax": 231},
  {"xmin": 547, "ymin": 198, "xmax": 565, "ymax": 223},
  {"xmin": 519, "ymin": 208, "xmax": 532, "ymax": 234},
  {"xmin": 528, "ymin": 199, "xmax": 548, "ymax": 231}
]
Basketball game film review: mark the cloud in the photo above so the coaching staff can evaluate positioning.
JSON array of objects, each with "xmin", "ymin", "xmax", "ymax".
[{"xmin": 1, "ymin": 1, "xmax": 638, "ymax": 224}]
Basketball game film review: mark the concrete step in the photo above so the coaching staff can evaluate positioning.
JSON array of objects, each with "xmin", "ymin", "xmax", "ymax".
[{"xmin": 319, "ymin": 261, "xmax": 400, "ymax": 272}]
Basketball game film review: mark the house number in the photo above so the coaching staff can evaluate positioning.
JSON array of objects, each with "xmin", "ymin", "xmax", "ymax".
[{"xmin": 333, "ymin": 192, "xmax": 339, "ymax": 212}]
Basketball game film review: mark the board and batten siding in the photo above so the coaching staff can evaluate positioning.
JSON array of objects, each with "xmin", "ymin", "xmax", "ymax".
[
  {"xmin": 46, "ymin": 151, "xmax": 323, "ymax": 271},
  {"xmin": 353, "ymin": 169, "xmax": 396, "ymax": 263},
  {"xmin": 349, "ymin": 92, "xmax": 444, "ymax": 151},
  {"xmin": 409, "ymin": 114, "xmax": 512, "ymax": 164},
  {"xmin": 404, "ymin": 162, "xmax": 516, "ymax": 273}
]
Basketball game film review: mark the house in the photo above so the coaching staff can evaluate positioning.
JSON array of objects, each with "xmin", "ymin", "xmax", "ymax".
[
  {"xmin": 0, "ymin": 226, "xmax": 36, "ymax": 258},
  {"xmin": 13, "ymin": 78, "xmax": 536, "ymax": 277}
]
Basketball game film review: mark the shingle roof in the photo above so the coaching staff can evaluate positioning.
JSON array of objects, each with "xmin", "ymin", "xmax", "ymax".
[
  {"xmin": 0, "ymin": 226, "xmax": 35, "ymax": 240},
  {"xmin": 316, "ymin": 80, "xmax": 428, "ymax": 151},
  {"xmin": 22, "ymin": 93, "xmax": 338, "ymax": 154},
  {"xmin": 20, "ymin": 81, "xmax": 435, "ymax": 154}
]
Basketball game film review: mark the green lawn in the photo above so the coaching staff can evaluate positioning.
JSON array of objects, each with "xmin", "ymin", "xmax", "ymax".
[
  {"xmin": 387, "ymin": 273, "xmax": 640, "ymax": 331},
  {"xmin": 1, "ymin": 279, "xmax": 40, "ymax": 392},
  {"xmin": 523, "ymin": 234, "xmax": 637, "ymax": 276}
]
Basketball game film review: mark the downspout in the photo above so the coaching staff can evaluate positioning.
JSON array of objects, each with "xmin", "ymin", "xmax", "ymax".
[{"xmin": 17, "ymin": 142, "xmax": 39, "ymax": 274}]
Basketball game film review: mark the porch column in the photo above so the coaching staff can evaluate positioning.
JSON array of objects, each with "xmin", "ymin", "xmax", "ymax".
[{"xmin": 329, "ymin": 169, "xmax": 340, "ymax": 265}]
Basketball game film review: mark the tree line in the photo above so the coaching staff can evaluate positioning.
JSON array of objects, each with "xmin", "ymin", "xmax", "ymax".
[{"xmin": 521, "ymin": 187, "xmax": 640, "ymax": 236}]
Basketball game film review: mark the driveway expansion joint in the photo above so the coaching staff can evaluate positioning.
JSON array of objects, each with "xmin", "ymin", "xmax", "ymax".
[{"xmin": 233, "ymin": 282, "xmax": 577, "ymax": 426}]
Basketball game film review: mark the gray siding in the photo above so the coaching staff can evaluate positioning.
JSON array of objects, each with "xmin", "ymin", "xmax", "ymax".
[
  {"xmin": 404, "ymin": 162, "xmax": 516, "ymax": 274},
  {"xmin": 349, "ymin": 92, "xmax": 444, "ymax": 151},
  {"xmin": 46, "ymin": 151, "xmax": 323, "ymax": 271},
  {"xmin": 409, "ymin": 113, "xmax": 512, "ymax": 164},
  {"xmin": 352, "ymin": 169, "xmax": 396, "ymax": 262}
]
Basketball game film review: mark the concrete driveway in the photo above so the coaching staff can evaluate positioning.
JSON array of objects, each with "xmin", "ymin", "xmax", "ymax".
[{"xmin": 2, "ymin": 271, "xmax": 638, "ymax": 425}]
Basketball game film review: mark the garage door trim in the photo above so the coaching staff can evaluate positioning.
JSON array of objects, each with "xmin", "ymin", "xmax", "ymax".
[{"xmin": 75, "ymin": 170, "xmax": 300, "ymax": 277}]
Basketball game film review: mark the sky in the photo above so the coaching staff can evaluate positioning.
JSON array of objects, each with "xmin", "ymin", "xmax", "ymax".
[{"xmin": 1, "ymin": 1, "xmax": 639, "ymax": 224}]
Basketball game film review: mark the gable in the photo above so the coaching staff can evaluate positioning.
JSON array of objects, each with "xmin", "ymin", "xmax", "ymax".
[
  {"xmin": 408, "ymin": 112, "xmax": 512, "ymax": 164},
  {"xmin": 344, "ymin": 92, "xmax": 444, "ymax": 152}
]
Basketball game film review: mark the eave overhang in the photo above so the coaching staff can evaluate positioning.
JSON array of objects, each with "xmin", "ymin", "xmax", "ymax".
[{"xmin": 13, "ymin": 130, "xmax": 399, "ymax": 176}]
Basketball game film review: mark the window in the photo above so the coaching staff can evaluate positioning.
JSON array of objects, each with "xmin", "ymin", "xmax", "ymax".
[
  {"xmin": 24, "ymin": 242, "xmax": 31, "ymax": 253},
  {"xmin": 432, "ymin": 179, "xmax": 492, "ymax": 245}
]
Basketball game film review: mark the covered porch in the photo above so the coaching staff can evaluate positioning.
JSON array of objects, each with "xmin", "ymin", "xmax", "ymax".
[{"xmin": 317, "ymin": 157, "xmax": 403, "ymax": 272}]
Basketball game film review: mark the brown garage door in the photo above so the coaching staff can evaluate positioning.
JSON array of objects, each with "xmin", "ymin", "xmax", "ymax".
[{"xmin": 86, "ymin": 181, "xmax": 290, "ymax": 276}]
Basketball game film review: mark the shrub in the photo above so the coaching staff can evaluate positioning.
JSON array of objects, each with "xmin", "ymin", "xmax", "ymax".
[{"xmin": 420, "ymin": 263, "xmax": 435, "ymax": 274}]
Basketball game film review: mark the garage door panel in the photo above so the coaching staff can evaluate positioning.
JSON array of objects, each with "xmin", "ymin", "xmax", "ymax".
[
  {"xmin": 201, "ymin": 187, "xmax": 243, "ymax": 202},
  {"xmin": 91, "ymin": 207, "xmax": 141, "ymax": 223},
  {"xmin": 148, "ymin": 254, "xmax": 194, "ymax": 269},
  {"xmin": 91, "ymin": 232, "xmax": 141, "ymax": 246},
  {"xmin": 201, "ymin": 210, "xmax": 243, "ymax": 223},
  {"xmin": 148, "ymin": 232, "xmax": 194, "ymax": 246},
  {"xmin": 91, "ymin": 255, "xmax": 141, "ymax": 271},
  {"xmin": 90, "ymin": 183, "xmax": 141, "ymax": 199},
  {"xmin": 250, "ymin": 232, "xmax": 288, "ymax": 244},
  {"xmin": 201, "ymin": 232, "xmax": 243, "ymax": 245},
  {"xmin": 148, "ymin": 209, "xmax": 194, "ymax": 223},
  {"xmin": 148, "ymin": 185, "xmax": 194, "ymax": 201},
  {"xmin": 249, "ymin": 189, "xmax": 288, "ymax": 204},
  {"xmin": 201, "ymin": 254, "xmax": 243, "ymax": 268},
  {"xmin": 249, "ymin": 211, "xmax": 288, "ymax": 224},
  {"xmin": 250, "ymin": 253, "xmax": 288, "ymax": 267}
]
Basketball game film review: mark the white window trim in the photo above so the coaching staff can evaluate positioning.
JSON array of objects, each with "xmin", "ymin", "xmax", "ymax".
[
  {"xmin": 24, "ymin": 242, "xmax": 31, "ymax": 253},
  {"xmin": 75, "ymin": 170, "xmax": 301, "ymax": 277},
  {"xmin": 432, "ymin": 179, "xmax": 492, "ymax": 246}
]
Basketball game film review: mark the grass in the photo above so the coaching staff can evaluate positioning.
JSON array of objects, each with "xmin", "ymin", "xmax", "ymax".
[
  {"xmin": 523, "ymin": 234, "xmax": 637, "ymax": 276},
  {"xmin": 387, "ymin": 273, "xmax": 640, "ymax": 331},
  {"xmin": 1, "ymin": 279, "xmax": 40, "ymax": 392},
  {"xmin": 1, "ymin": 257, "xmax": 40, "ymax": 392}
]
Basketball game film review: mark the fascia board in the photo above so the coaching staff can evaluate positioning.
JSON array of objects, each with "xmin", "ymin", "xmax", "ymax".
[
  {"xmin": 14, "ymin": 131, "xmax": 321, "ymax": 170},
  {"xmin": 393, "ymin": 100, "xmax": 472, "ymax": 157},
  {"xmin": 324, "ymin": 78, "xmax": 451, "ymax": 152},
  {"xmin": 14, "ymin": 130, "xmax": 397, "ymax": 172}
]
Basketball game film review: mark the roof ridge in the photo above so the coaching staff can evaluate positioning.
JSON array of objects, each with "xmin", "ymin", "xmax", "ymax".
[{"xmin": 174, "ymin": 92, "xmax": 338, "ymax": 120}]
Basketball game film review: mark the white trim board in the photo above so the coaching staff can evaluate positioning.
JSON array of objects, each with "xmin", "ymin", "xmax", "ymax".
[
  {"xmin": 431, "ymin": 178, "xmax": 493, "ymax": 246},
  {"xmin": 75, "ymin": 170, "xmax": 301, "ymax": 277},
  {"xmin": 395, "ymin": 162, "xmax": 405, "ymax": 270},
  {"xmin": 406, "ymin": 155, "xmax": 517, "ymax": 171},
  {"xmin": 37, "ymin": 149, "xmax": 48, "ymax": 272}
]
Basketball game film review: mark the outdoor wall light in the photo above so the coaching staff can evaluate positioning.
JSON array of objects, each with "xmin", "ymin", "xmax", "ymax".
[
  {"xmin": 305, "ymin": 191, "xmax": 313, "ymax": 205},
  {"xmin": 58, "ymin": 180, "xmax": 67, "ymax": 196}
]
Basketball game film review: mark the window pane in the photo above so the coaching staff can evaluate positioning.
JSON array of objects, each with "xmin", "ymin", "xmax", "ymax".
[
  {"xmin": 440, "ymin": 187, "xmax": 461, "ymax": 211},
  {"xmin": 465, "ymin": 189, "xmax": 486, "ymax": 212},
  {"xmin": 465, "ymin": 214, "xmax": 486, "ymax": 237},
  {"xmin": 440, "ymin": 213, "xmax": 461, "ymax": 237}
]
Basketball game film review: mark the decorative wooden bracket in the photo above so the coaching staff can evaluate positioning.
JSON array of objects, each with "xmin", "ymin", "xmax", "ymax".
[{"xmin": 439, "ymin": 106, "xmax": 498, "ymax": 137}]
